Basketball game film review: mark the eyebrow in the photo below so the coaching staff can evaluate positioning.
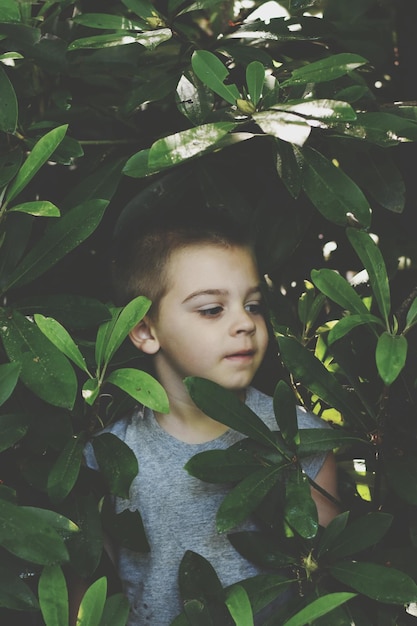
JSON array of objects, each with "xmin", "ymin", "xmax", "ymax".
[{"xmin": 182, "ymin": 286, "xmax": 262, "ymax": 304}]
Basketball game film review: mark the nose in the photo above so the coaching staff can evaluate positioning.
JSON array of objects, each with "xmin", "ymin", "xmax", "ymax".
[{"xmin": 230, "ymin": 306, "xmax": 256, "ymax": 335}]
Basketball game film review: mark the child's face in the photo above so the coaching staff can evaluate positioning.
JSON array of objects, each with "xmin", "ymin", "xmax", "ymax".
[{"xmin": 143, "ymin": 244, "xmax": 269, "ymax": 397}]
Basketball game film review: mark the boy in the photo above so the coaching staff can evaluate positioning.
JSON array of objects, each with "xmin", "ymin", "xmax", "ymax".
[{"xmin": 84, "ymin": 209, "xmax": 339, "ymax": 625}]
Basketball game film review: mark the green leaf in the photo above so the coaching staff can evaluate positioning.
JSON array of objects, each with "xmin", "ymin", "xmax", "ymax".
[
  {"xmin": 311, "ymin": 268, "xmax": 371, "ymax": 316},
  {"xmin": 330, "ymin": 561, "xmax": 417, "ymax": 604},
  {"xmin": 0, "ymin": 499, "xmax": 69, "ymax": 565},
  {"xmin": 273, "ymin": 138, "xmax": 303, "ymax": 198},
  {"xmin": 406, "ymin": 296, "xmax": 417, "ymax": 331},
  {"xmin": 39, "ymin": 565, "xmax": 68, "ymax": 626},
  {"xmin": 64, "ymin": 494, "xmax": 103, "ymax": 578},
  {"xmin": 25, "ymin": 507, "xmax": 80, "ymax": 541},
  {"xmin": 0, "ymin": 144, "xmax": 22, "ymax": 187},
  {"xmin": 99, "ymin": 593, "xmax": 130, "ymax": 626},
  {"xmin": 148, "ymin": 122, "xmax": 236, "ymax": 170},
  {"xmin": 375, "ymin": 332, "xmax": 407, "ymax": 385},
  {"xmin": 285, "ymin": 468, "xmax": 318, "ymax": 539},
  {"xmin": 225, "ymin": 585, "xmax": 253, "ymax": 626},
  {"xmin": 0, "ymin": 564, "xmax": 39, "ymax": 611},
  {"xmin": 385, "ymin": 454, "xmax": 417, "ymax": 505},
  {"xmin": 191, "ymin": 50, "xmax": 240, "ymax": 105},
  {"xmin": 77, "ymin": 577, "xmax": 107, "ymax": 626},
  {"xmin": 5, "ymin": 199, "xmax": 108, "ymax": 290},
  {"xmin": 298, "ymin": 429, "xmax": 365, "ymax": 455},
  {"xmin": 82, "ymin": 377, "xmax": 100, "ymax": 406},
  {"xmin": 0, "ymin": 0, "xmax": 21, "ymax": 21},
  {"xmin": 185, "ymin": 448, "xmax": 265, "ymax": 483},
  {"xmin": 283, "ymin": 593, "xmax": 356, "ymax": 626},
  {"xmin": 0, "ymin": 412, "xmax": 31, "ymax": 452},
  {"xmin": 273, "ymin": 380, "xmax": 299, "ymax": 449},
  {"xmin": 122, "ymin": 0, "xmax": 165, "ymax": 22},
  {"xmin": 246, "ymin": 61, "xmax": 265, "ymax": 107},
  {"xmin": 283, "ymin": 53, "xmax": 368, "ymax": 86},
  {"xmin": 273, "ymin": 99, "xmax": 357, "ymax": 123},
  {"xmin": 100, "ymin": 295, "xmax": 151, "ymax": 367},
  {"xmin": 317, "ymin": 511, "xmax": 350, "ymax": 558},
  {"xmin": 102, "ymin": 497, "xmax": 150, "ymax": 553},
  {"xmin": 185, "ymin": 377, "xmax": 277, "ymax": 448},
  {"xmin": 300, "ymin": 147, "xmax": 371, "ymax": 228},
  {"xmin": 328, "ymin": 314, "xmax": 383, "ymax": 345},
  {"xmin": 253, "ymin": 111, "xmax": 311, "ymax": 146},
  {"xmin": 228, "ymin": 531, "xmax": 297, "ymax": 569},
  {"xmin": 347, "ymin": 228, "xmax": 391, "ymax": 326},
  {"xmin": 106, "ymin": 368, "xmax": 169, "ymax": 413},
  {"xmin": 35, "ymin": 314, "xmax": 89, "ymax": 373},
  {"xmin": 0, "ymin": 64, "xmax": 18, "ymax": 133},
  {"xmin": 277, "ymin": 336, "xmax": 361, "ymax": 427},
  {"xmin": 323, "ymin": 512, "xmax": 393, "ymax": 560},
  {"xmin": 0, "ymin": 308, "xmax": 77, "ymax": 409},
  {"xmin": 0, "ymin": 361, "xmax": 21, "ymax": 406},
  {"xmin": 68, "ymin": 29, "xmax": 171, "ymax": 51},
  {"xmin": 47, "ymin": 436, "xmax": 84, "ymax": 503},
  {"xmin": 5, "ymin": 125, "xmax": 68, "ymax": 204},
  {"xmin": 338, "ymin": 112, "xmax": 417, "ymax": 146},
  {"xmin": 8, "ymin": 200, "xmax": 60, "ymax": 217},
  {"xmin": 17, "ymin": 294, "xmax": 111, "ymax": 330},
  {"xmin": 176, "ymin": 73, "xmax": 214, "ymax": 125},
  {"xmin": 179, "ymin": 550, "xmax": 224, "ymax": 604},
  {"xmin": 73, "ymin": 13, "xmax": 146, "ymax": 30},
  {"xmin": 92, "ymin": 432, "xmax": 139, "ymax": 498},
  {"xmin": 216, "ymin": 465, "xmax": 283, "ymax": 533}
]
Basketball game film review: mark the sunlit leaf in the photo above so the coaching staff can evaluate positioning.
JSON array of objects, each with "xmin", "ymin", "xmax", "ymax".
[
  {"xmin": 192, "ymin": 50, "xmax": 240, "ymax": 105},
  {"xmin": 311, "ymin": 268, "xmax": 370, "ymax": 315},
  {"xmin": 7, "ymin": 201, "xmax": 60, "ymax": 217},
  {"xmin": 176, "ymin": 73, "xmax": 214, "ymax": 125},
  {"xmin": 375, "ymin": 332, "xmax": 407, "ymax": 385},
  {"xmin": 283, "ymin": 593, "xmax": 356, "ymax": 626},
  {"xmin": 77, "ymin": 577, "xmax": 107, "ymax": 626},
  {"xmin": 253, "ymin": 110, "xmax": 311, "ymax": 146},
  {"xmin": 272, "ymin": 99, "xmax": 356, "ymax": 123},
  {"xmin": 283, "ymin": 53, "xmax": 368, "ymax": 86},
  {"xmin": 39, "ymin": 565, "xmax": 68, "ymax": 626}
]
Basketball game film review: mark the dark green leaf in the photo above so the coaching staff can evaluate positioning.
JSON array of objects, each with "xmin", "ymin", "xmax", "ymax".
[
  {"xmin": 47, "ymin": 436, "xmax": 84, "ymax": 502},
  {"xmin": 298, "ymin": 429, "xmax": 365, "ymax": 455},
  {"xmin": 0, "ymin": 308, "xmax": 77, "ymax": 409},
  {"xmin": 64, "ymin": 494, "xmax": 103, "ymax": 578},
  {"xmin": 183, "ymin": 599, "xmax": 214, "ymax": 626},
  {"xmin": 283, "ymin": 53, "xmax": 368, "ymax": 86},
  {"xmin": 300, "ymin": 147, "xmax": 371, "ymax": 228},
  {"xmin": 0, "ymin": 499, "xmax": 69, "ymax": 565},
  {"xmin": 39, "ymin": 565, "xmax": 69, "ymax": 626},
  {"xmin": 328, "ymin": 314, "xmax": 383, "ymax": 345},
  {"xmin": 106, "ymin": 368, "xmax": 169, "ymax": 413},
  {"xmin": 317, "ymin": 511, "xmax": 350, "ymax": 558},
  {"xmin": 0, "ymin": 361, "xmax": 21, "ymax": 406},
  {"xmin": 0, "ymin": 64, "xmax": 17, "ymax": 133},
  {"xmin": 338, "ymin": 112, "xmax": 417, "ymax": 146},
  {"xmin": 122, "ymin": 0, "xmax": 165, "ymax": 22},
  {"xmin": 185, "ymin": 448, "xmax": 264, "ymax": 483},
  {"xmin": 0, "ymin": 145, "xmax": 22, "ymax": 187},
  {"xmin": 0, "ymin": 564, "xmax": 39, "ymax": 610},
  {"xmin": 273, "ymin": 138, "xmax": 303, "ymax": 198},
  {"xmin": 285, "ymin": 468, "xmax": 318, "ymax": 539},
  {"xmin": 273, "ymin": 380, "xmax": 299, "ymax": 449},
  {"xmin": 375, "ymin": 332, "xmax": 407, "ymax": 385},
  {"xmin": 191, "ymin": 50, "xmax": 240, "ymax": 105},
  {"xmin": 92, "ymin": 432, "xmax": 138, "ymax": 498},
  {"xmin": 101, "ymin": 295, "xmax": 151, "ymax": 366},
  {"xmin": 283, "ymin": 593, "xmax": 357, "ymax": 626},
  {"xmin": 102, "ymin": 497, "xmax": 150, "ymax": 553},
  {"xmin": 406, "ymin": 296, "xmax": 417, "ymax": 331},
  {"xmin": 235, "ymin": 574, "xmax": 295, "ymax": 616},
  {"xmin": 311, "ymin": 268, "xmax": 370, "ymax": 316},
  {"xmin": 77, "ymin": 577, "xmax": 107, "ymax": 626},
  {"xmin": 100, "ymin": 593, "xmax": 130, "ymax": 626},
  {"xmin": 347, "ymin": 228, "xmax": 391, "ymax": 326},
  {"xmin": 0, "ymin": 412, "xmax": 30, "ymax": 452},
  {"xmin": 324, "ymin": 512, "xmax": 393, "ymax": 560},
  {"xmin": 228, "ymin": 531, "xmax": 297, "ymax": 569},
  {"xmin": 330, "ymin": 561, "xmax": 417, "ymax": 604},
  {"xmin": 179, "ymin": 550, "xmax": 224, "ymax": 603},
  {"xmin": 17, "ymin": 295, "xmax": 111, "ymax": 330},
  {"xmin": 5, "ymin": 199, "xmax": 108, "ymax": 290},
  {"xmin": 68, "ymin": 29, "xmax": 171, "ymax": 51},
  {"xmin": 35, "ymin": 314, "xmax": 89, "ymax": 373},
  {"xmin": 185, "ymin": 377, "xmax": 277, "ymax": 448},
  {"xmin": 73, "ymin": 13, "xmax": 146, "ymax": 30},
  {"xmin": 385, "ymin": 454, "xmax": 417, "ymax": 505},
  {"xmin": 216, "ymin": 465, "xmax": 283, "ymax": 533}
]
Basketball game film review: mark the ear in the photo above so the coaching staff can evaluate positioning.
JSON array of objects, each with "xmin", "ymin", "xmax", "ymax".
[{"xmin": 129, "ymin": 317, "xmax": 160, "ymax": 355}]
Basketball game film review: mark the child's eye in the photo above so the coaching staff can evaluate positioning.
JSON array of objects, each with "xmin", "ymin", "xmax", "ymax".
[
  {"xmin": 198, "ymin": 306, "xmax": 224, "ymax": 317},
  {"xmin": 245, "ymin": 302, "xmax": 264, "ymax": 315}
]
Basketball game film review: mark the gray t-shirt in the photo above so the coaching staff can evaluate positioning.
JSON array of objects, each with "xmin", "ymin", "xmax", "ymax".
[{"xmin": 84, "ymin": 386, "xmax": 329, "ymax": 625}]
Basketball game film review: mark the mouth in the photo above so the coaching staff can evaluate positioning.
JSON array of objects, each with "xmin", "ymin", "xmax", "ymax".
[{"xmin": 225, "ymin": 349, "xmax": 255, "ymax": 361}]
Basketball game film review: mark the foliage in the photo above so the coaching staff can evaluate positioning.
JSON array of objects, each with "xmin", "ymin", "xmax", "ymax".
[{"xmin": 1, "ymin": 0, "xmax": 417, "ymax": 624}]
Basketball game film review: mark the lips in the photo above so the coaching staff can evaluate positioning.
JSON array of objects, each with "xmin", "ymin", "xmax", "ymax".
[{"xmin": 225, "ymin": 349, "xmax": 255, "ymax": 360}]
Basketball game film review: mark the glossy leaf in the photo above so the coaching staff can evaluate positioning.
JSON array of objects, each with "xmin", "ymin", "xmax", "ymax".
[
  {"xmin": 283, "ymin": 593, "xmax": 356, "ymax": 626},
  {"xmin": 179, "ymin": 550, "xmax": 224, "ymax": 603},
  {"xmin": 347, "ymin": 228, "xmax": 391, "ymax": 326},
  {"xmin": 0, "ymin": 308, "xmax": 77, "ymax": 409},
  {"xmin": 328, "ymin": 314, "xmax": 383, "ymax": 345},
  {"xmin": 339, "ymin": 112, "xmax": 417, "ymax": 146},
  {"xmin": 317, "ymin": 511, "xmax": 350, "ymax": 558},
  {"xmin": 0, "ymin": 64, "xmax": 18, "ymax": 133},
  {"xmin": 283, "ymin": 53, "xmax": 368, "ymax": 86},
  {"xmin": 185, "ymin": 448, "xmax": 265, "ymax": 483},
  {"xmin": 106, "ymin": 368, "xmax": 169, "ymax": 413},
  {"xmin": 68, "ymin": 29, "xmax": 171, "ymax": 51},
  {"xmin": 216, "ymin": 465, "xmax": 283, "ymax": 533},
  {"xmin": 8, "ymin": 201, "xmax": 60, "ymax": 217},
  {"xmin": 92, "ymin": 432, "xmax": 139, "ymax": 498},
  {"xmin": 246, "ymin": 61, "xmax": 265, "ymax": 107},
  {"xmin": 298, "ymin": 429, "xmax": 365, "ymax": 455},
  {"xmin": 301, "ymin": 147, "xmax": 371, "ymax": 228},
  {"xmin": 82, "ymin": 378, "xmax": 100, "ymax": 406},
  {"xmin": 185, "ymin": 377, "xmax": 277, "ymax": 448},
  {"xmin": 330, "ymin": 561, "xmax": 417, "ymax": 604},
  {"xmin": 5, "ymin": 199, "xmax": 108, "ymax": 290},
  {"xmin": 77, "ymin": 577, "xmax": 107, "ymax": 626},
  {"xmin": 0, "ymin": 361, "xmax": 21, "ymax": 406},
  {"xmin": 225, "ymin": 585, "xmax": 253, "ymax": 626},
  {"xmin": 253, "ymin": 110, "xmax": 311, "ymax": 146},
  {"xmin": 311, "ymin": 268, "xmax": 370, "ymax": 316},
  {"xmin": 285, "ymin": 468, "xmax": 318, "ymax": 539},
  {"xmin": 273, "ymin": 380, "xmax": 299, "ymax": 449},
  {"xmin": 100, "ymin": 593, "xmax": 130, "ymax": 626},
  {"xmin": 38, "ymin": 565, "xmax": 68, "ymax": 626},
  {"xmin": 323, "ymin": 512, "xmax": 393, "ymax": 560},
  {"xmin": 47, "ymin": 436, "xmax": 85, "ymax": 502},
  {"xmin": 273, "ymin": 99, "xmax": 357, "ymax": 123},
  {"xmin": 0, "ymin": 412, "xmax": 30, "ymax": 452},
  {"xmin": 176, "ymin": 73, "xmax": 214, "ymax": 125},
  {"xmin": 191, "ymin": 50, "xmax": 240, "ymax": 105},
  {"xmin": 35, "ymin": 314, "xmax": 89, "ymax": 373},
  {"xmin": 73, "ymin": 13, "xmax": 146, "ymax": 30},
  {"xmin": 148, "ymin": 122, "xmax": 236, "ymax": 170},
  {"xmin": 277, "ymin": 336, "xmax": 361, "ymax": 427},
  {"xmin": 0, "ymin": 499, "xmax": 69, "ymax": 565},
  {"xmin": 5, "ymin": 125, "xmax": 68, "ymax": 204},
  {"xmin": 375, "ymin": 332, "xmax": 407, "ymax": 385}
]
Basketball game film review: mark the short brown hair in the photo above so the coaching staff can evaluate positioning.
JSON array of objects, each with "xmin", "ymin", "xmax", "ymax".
[{"xmin": 110, "ymin": 209, "xmax": 254, "ymax": 311}]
